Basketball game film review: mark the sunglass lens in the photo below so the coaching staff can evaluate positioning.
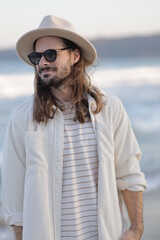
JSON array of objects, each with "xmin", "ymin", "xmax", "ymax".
[
  {"xmin": 28, "ymin": 52, "xmax": 42, "ymax": 65},
  {"xmin": 44, "ymin": 49, "xmax": 57, "ymax": 62}
]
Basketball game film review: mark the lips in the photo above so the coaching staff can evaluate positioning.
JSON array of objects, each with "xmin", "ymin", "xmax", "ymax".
[
  {"xmin": 39, "ymin": 66, "xmax": 57, "ymax": 74},
  {"xmin": 42, "ymin": 69, "xmax": 53, "ymax": 74}
]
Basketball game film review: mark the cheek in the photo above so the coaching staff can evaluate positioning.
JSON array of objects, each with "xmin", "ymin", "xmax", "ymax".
[
  {"xmin": 57, "ymin": 54, "xmax": 71, "ymax": 66},
  {"xmin": 36, "ymin": 66, "xmax": 39, "ymax": 72},
  {"xmin": 35, "ymin": 66, "xmax": 41, "ymax": 77}
]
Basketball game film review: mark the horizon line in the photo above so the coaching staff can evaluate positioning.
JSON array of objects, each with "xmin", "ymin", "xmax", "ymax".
[{"xmin": 0, "ymin": 31, "xmax": 160, "ymax": 51}]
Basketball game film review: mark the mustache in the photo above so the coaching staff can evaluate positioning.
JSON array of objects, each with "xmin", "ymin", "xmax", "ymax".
[{"xmin": 39, "ymin": 66, "xmax": 57, "ymax": 74}]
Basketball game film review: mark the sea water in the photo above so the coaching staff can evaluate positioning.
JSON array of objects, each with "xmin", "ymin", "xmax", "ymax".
[{"xmin": 0, "ymin": 57, "xmax": 160, "ymax": 200}]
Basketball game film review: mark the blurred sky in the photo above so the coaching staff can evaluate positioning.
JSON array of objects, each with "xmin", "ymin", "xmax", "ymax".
[{"xmin": 0, "ymin": 0, "xmax": 160, "ymax": 49}]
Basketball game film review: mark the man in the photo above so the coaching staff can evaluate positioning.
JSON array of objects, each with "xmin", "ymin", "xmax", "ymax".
[{"xmin": 2, "ymin": 15, "xmax": 147, "ymax": 240}]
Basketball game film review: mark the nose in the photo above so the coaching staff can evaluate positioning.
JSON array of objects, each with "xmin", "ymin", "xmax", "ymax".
[{"xmin": 38, "ymin": 55, "xmax": 49, "ymax": 66}]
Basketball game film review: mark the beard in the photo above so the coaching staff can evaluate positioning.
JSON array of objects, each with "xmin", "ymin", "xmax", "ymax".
[
  {"xmin": 38, "ymin": 66, "xmax": 72, "ymax": 89},
  {"xmin": 41, "ymin": 74, "xmax": 70, "ymax": 89}
]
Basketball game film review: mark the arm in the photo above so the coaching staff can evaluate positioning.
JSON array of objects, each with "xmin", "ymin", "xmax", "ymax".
[
  {"xmin": 110, "ymin": 97, "xmax": 146, "ymax": 239},
  {"xmin": 120, "ymin": 190, "xmax": 143, "ymax": 240},
  {"xmin": 2, "ymin": 111, "xmax": 25, "ymax": 226},
  {"xmin": 12, "ymin": 226, "xmax": 23, "ymax": 240}
]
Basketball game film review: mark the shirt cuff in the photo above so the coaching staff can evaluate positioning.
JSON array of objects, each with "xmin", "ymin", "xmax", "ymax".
[
  {"xmin": 127, "ymin": 185, "xmax": 145, "ymax": 191},
  {"xmin": 3, "ymin": 212, "xmax": 23, "ymax": 226}
]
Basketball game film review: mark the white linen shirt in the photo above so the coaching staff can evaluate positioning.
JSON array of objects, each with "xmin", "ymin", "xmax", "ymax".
[{"xmin": 2, "ymin": 93, "xmax": 147, "ymax": 240}]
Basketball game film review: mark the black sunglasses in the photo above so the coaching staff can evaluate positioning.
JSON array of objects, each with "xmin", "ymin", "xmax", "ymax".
[{"xmin": 28, "ymin": 47, "xmax": 71, "ymax": 65}]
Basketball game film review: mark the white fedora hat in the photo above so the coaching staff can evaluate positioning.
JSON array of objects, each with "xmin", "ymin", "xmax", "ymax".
[{"xmin": 16, "ymin": 15, "xmax": 97, "ymax": 66}]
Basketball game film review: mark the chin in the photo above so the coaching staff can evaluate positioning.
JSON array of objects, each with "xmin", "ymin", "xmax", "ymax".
[
  {"xmin": 42, "ymin": 74, "xmax": 56, "ymax": 81},
  {"xmin": 42, "ymin": 73, "xmax": 53, "ymax": 79},
  {"xmin": 46, "ymin": 77, "xmax": 59, "ymax": 87}
]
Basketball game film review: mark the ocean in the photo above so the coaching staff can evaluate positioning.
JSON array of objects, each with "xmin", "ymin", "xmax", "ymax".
[{"xmin": 0, "ymin": 56, "xmax": 160, "ymax": 200}]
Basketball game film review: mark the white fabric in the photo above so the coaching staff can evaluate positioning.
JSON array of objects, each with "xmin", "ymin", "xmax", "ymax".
[
  {"xmin": 61, "ymin": 105, "xmax": 98, "ymax": 239},
  {"xmin": 2, "ymin": 93, "xmax": 147, "ymax": 240}
]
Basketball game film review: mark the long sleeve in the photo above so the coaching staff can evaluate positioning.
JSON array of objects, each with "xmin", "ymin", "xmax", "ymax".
[
  {"xmin": 2, "ymin": 111, "xmax": 26, "ymax": 226},
  {"xmin": 113, "ymin": 99, "xmax": 147, "ymax": 191}
]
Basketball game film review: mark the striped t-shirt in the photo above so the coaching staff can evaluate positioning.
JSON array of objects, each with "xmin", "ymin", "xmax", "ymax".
[{"xmin": 61, "ymin": 103, "xmax": 98, "ymax": 240}]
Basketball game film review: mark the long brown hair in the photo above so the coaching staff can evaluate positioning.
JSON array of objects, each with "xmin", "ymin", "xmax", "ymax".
[{"xmin": 33, "ymin": 38, "xmax": 104, "ymax": 124}]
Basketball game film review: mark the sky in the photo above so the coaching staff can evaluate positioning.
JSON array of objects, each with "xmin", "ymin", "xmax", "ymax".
[{"xmin": 0, "ymin": 0, "xmax": 160, "ymax": 49}]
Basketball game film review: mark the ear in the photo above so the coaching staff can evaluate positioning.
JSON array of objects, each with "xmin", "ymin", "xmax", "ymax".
[{"xmin": 71, "ymin": 49, "xmax": 80, "ymax": 65}]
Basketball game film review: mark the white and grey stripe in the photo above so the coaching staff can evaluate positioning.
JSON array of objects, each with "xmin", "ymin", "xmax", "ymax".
[{"xmin": 61, "ymin": 104, "xmax": 98, "ymax": 240}]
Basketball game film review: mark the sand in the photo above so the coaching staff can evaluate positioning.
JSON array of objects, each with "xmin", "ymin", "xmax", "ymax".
[
  {"xmin": 0, "ymin": 189, "xmax": 159, "ymax": 239},
  {"xmin": 142, "ymin": 189, "xmax": 160, "ymax": 239}
]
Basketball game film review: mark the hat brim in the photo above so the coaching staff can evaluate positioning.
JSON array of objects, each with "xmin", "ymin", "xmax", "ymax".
[{"xmin": 16, "ymin": 28, "xmax": 97, "ymax": 66}]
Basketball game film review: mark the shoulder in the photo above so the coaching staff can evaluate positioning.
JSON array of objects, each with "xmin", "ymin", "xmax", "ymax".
[
  {"xmin": 9, "ymin": 95, "xmax": 34, "ymax": 129},
  {"xmin": 93, "ymin": 91, "xmax": 129, "ymax": 126},
  {"xmin": 101, "ymin": 90, "xmax": 121, "ymax": 104},
  {"xmin": 102, "ymin": 91, "xmax": 124, "ymax": 114}
]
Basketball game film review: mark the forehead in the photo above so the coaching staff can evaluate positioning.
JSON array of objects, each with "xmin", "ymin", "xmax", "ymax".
[{"xmin": 35, "ymin": 36, "xmax": 64, "ymax": 51}]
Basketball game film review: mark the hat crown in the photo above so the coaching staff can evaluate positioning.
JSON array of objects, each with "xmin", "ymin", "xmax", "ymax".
[{"xmin": 38, "ymin": 15, "xmax": 76, "ymax": 32}]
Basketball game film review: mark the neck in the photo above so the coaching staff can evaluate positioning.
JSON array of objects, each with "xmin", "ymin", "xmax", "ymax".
[{"xmin": 50, "ymin": 86, "xmax": 72, "ymax": 102}]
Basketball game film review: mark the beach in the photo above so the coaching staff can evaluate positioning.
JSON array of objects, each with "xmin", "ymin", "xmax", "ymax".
[{"xmin": 142, "ymin": 189, "xmax": 160, "ymax": 239}]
